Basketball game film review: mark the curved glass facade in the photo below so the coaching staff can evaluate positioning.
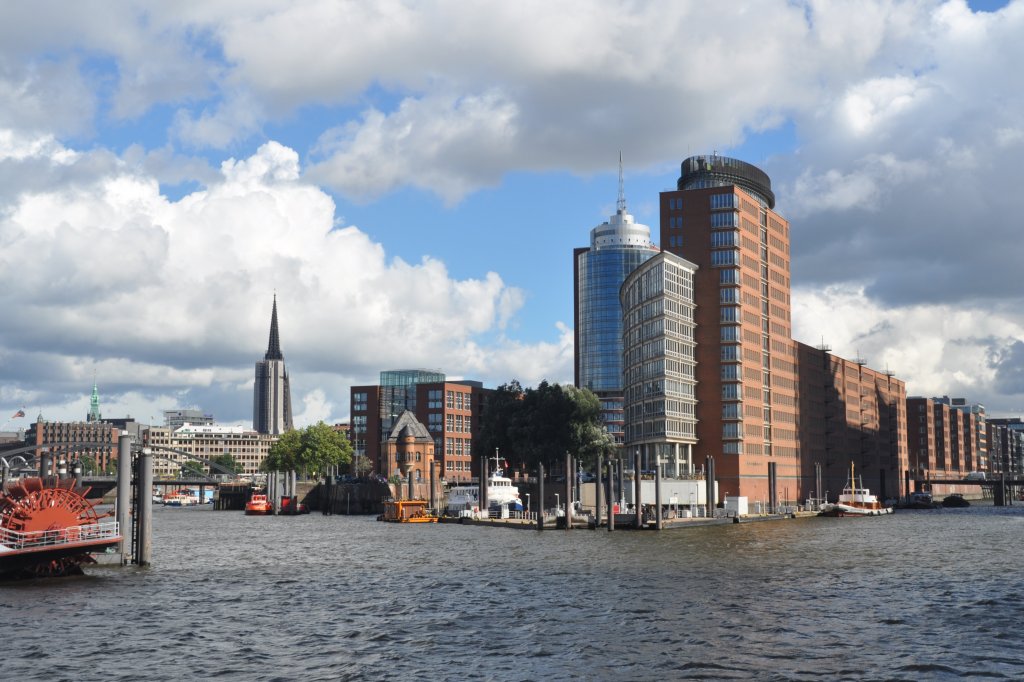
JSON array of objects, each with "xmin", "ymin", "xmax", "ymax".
[{"xmin": 577, "ymin": 247, "xmax": 658, "ymax": 394}]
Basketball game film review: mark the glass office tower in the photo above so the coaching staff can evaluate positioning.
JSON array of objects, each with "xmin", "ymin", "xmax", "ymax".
[{"xmin": 574, "ymin": 166, "xmax": 660, "ymax": 446}]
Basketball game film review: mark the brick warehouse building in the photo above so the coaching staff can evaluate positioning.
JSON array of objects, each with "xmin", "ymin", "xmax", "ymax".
[
  {"xmin": 350, "ymin": 370, "xmax": 492, "ymax": 482},
  {"xmin": 659, "ymin": 154, "xmax": 907, "ymax": 503}
]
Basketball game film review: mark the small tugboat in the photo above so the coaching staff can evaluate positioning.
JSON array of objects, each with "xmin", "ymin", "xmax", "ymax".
[
  {"xmin": 244, "ymin": 492, "xmax": 273, "ymax": 516},
  {"xmin": 941, "ymin": 493, "xmax": 970, "ymax": 508},
  {"xmin": 819, "ymin": 463, "xmax": 894, "ymax": 517},
  {"xmin": 379, "ymin": 499, "xmax": 438, "ymax": 523}
]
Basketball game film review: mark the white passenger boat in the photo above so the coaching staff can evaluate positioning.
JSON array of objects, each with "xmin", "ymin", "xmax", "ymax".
[
  {"xmin": 819, "ymin": 463, "xmax": 893, "ymax": 517},
  {"xmin": 445, "ymin": 454, "xmax": 523, "ymax": 517}
]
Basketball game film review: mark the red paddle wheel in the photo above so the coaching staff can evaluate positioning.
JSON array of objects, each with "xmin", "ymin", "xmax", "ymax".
[{"xmin": 0, "ymin": 477, "xmax": 115, "ymax": 578}]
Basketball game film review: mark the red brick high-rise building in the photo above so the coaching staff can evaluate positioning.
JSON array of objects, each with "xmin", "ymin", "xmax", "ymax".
[{"xmin": 660, "ymin": 154, "xmax": 907, "ymax": 502}]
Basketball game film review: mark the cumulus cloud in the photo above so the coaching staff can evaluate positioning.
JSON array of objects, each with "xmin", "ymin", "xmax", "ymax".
[
  {"xmin": 792, "ymin": 285, "xmax": 1024, "ymax": 414},
  {"xmin": 0, "ymin": 135, "xmax": 556, "ymax": 426}
]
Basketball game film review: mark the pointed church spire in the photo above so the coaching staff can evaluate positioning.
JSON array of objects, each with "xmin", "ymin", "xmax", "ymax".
[
  {"xmin": 88, "ymin": 373, "xmax": 101, "ymax": 422},
  {"xmin": 265, "ymin": 294, "xmax": 284, "ymax": 361},
  {"xmin": 617, "ymin": 151, "xmax": 627, "ymax": 215}
]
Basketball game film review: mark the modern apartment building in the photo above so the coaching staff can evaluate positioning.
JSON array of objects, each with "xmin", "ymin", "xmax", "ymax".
[
  {"xmin": 987, "ymin": 418, "xmax": 1024, "ymax": 475},
  {"xmin": 660, "ymin": 155, "xmax": 801, "ymax": 501},
  {"xmin": 799, "ymin": 347, "xmax": 907, "ymax": 500},
  {"xmin": 253, "ymin": 295, "xmax": 294, "ymax": 435},
  {"xmin": 574, "ymin": 160, "xmax": 660, "ymax": 447},
  {"xmin": 145, "ymin": 424, "xmax": 277, "ymax": 477},
  {"xmin": 620, "ymin": 251, "xmax": 699, "ymax": 476},
  {"xmin": 350, "ymin": 370, "xmax": 492, "ymax": 481},
  {"xmin": 907, "ymin": 396, "xmax": 985, "ymax": 480},
  {"xmin": 660, "ymin": 154, "xmax": 907, "ymax": 502}
]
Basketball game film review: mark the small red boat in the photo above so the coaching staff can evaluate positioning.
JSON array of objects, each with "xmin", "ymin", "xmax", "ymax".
[{"xmin": 244, "ymin": 493, "xmax": 273, "ymax": 516}]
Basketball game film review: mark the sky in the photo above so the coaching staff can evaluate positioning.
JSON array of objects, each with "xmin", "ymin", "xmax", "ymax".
[{"xmin": 2, "ymin": 0, "xmax": 1023, "ymax": 431}]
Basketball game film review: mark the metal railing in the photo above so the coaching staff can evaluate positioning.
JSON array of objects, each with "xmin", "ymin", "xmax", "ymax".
[{"xmin": 0, "ymin": 521, "xmax": 119, "ymax": 550}]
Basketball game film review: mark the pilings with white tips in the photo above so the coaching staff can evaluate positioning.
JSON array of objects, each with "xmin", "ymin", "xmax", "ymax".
[
  {"xmin": 116, "ymin": 435, "xmax": 132, "ymax": 562},
  {"xmin": 134, "ymin": 449, "xmax": 153, "ymax": 566}
]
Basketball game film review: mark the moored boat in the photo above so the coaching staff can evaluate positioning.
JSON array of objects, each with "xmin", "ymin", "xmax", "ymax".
[
  {"xmin": 379, "ymin": 499, "xmax": 438, "ymax": 523},
  {"xmin": 900, "ymin": 491, "xmax": 939, "ymax": 509},
  {"xmin": 163, "ymin": 489, "xmax": 200, "ymax": 507},
  {"xmin": 445, "ymin": 453, "xmax": 522, "ymax": 517},
  {"xmin": 819, "ymin": 463, "xmax": 893, "ymax": 517},
  {"xmin": 941, "ymin": 493, "xmax": 970, "ymax": 508},
  {"xmin": 244, "ymin": 492, "xmax": 273, "ymax": 515}
]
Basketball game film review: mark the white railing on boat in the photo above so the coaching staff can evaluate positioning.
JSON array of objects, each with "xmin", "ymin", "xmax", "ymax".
[{"xmin": 0, "ymin": 521, "xmax": 120, "ymax": 551}]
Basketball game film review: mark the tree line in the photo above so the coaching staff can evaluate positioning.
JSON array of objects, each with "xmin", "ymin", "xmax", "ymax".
[{"xmin": 473, "ymin": 380, "xmax": 616, "ymax": 474}]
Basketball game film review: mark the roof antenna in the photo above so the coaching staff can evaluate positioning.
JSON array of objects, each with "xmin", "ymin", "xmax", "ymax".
[{"xmin": 617, "ymin": 151, "xmax": 626, "ymax": 215}]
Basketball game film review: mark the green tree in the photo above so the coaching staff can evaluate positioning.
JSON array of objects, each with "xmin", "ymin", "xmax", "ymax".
[
  {"xmin": 181, "ymin": 460, "xmax": 206, "ymax": 476},
  {"xmin": 262, "ymin": 422, "xmax": 353, "ymax": 477},
  {"xmin": 208, "ymin": 453, "xmax": 241, "ymax": 475},
  {"xmin": 475, "ymin": 380, "xmax": 612, "ymax": 472}
]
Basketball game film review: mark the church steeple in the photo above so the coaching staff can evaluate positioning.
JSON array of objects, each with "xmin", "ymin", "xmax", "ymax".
[
  {"xmin": 265, "ymin": 294, "xmax": 284, "ymax": 361},
  {"xmin": 88, "ymin": 375, "xmax": 101, "ymax": 423}
]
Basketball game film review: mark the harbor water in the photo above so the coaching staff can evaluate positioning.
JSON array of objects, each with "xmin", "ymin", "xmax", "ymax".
[{"xmin": 6, "ymin": 504, "xmax": 1024, "ymax": 680}]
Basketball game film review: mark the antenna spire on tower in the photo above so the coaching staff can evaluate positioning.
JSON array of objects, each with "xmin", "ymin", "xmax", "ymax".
[{"xmin": 617, "ymin": 152, "xmax": 627, "ymax": 214}]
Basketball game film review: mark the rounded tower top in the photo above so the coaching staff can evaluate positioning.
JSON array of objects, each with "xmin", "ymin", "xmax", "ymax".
[{"xmin": 678, "ymin": 154, "xmax": 775, "ymax": 209}]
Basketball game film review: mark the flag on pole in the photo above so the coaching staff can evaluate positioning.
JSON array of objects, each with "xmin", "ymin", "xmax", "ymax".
[{"xmin": 11, "ymin": 409, "xmax": 25, "ymax": 418}]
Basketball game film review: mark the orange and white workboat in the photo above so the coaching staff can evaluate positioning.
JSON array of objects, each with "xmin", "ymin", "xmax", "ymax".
[
  {"xmin": 819, "ymin": 463, "xmax": 893, "ymax": 517},
  {"xmin": 379, "ymin": 499, "xmax": 438, "ymax": 523},
  {"xmin": 244, "ymin": 492, "xmax": 273, "ymax": 516}
]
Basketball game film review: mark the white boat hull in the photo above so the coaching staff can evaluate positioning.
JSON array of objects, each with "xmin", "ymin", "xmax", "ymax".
[{"xmin": 819, "ymin": 502, "xmax": 893, "ymax": 517}]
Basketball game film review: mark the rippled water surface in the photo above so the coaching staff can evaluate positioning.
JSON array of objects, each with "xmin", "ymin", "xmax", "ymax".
[{"xmin": 5, "ymin": 504, "xmax": 1024, "ymax": 680}]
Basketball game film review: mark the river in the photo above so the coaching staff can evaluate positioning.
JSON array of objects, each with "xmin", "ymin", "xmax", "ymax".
[{"xmin": 5, "ymin": 503, "xmax": 1024, "ymax": 680}]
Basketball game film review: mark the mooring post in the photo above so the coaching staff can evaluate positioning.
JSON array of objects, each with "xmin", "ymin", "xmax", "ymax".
[
  {"xmin": 324, "ymin": 471, "xmax": 332, "ymax": 515},
  {"xmin": 429, "ymin": 461, "xmax": 437, "ymax": 512},
  {"xmin": 705, "ymin": 456, "xmax": 716, "ymax": 518},
  {"xmin": 116, "ymin": 434, "xmax": 132, "ymax": 563},
  {"xmin": 606, "ymin": 460, "xmax": 615, "ymax": 532},
  {"xmin": 135, "ymin": 448, "xmax": 153, "ymax": 566},
  {"xmin": 481, "ymin": 455, "xmax": 489, "ymax": 513},
  {"xmin": 634, "ymin": 449, "xmax": 642, "ymax": 529},
  {"xmin": 537, "ymin": 463, "xmax": 545, "ymax": 531},
  {"xmin": 655, "ymin": 455, "xmax": 663, "ymax": 531},
  {"xmin": 617, "ymin": 457, "xmax": 625, "ymax": 512},
  {"xmin": 595, "ymin": 453, "xmax": 603, "ymax": 527},
  {"xmin": 564, "ymin": 452, "xmax": 572, "ymax": 530},
  {"xmin": 73, "ymin": 458, "xmax": 82, "ymax": 489}
]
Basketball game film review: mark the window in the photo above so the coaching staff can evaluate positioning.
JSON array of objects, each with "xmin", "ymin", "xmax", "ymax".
[
  {"xmin": 719, "ymin": 268, "xmax": 738, "ymax": 284},
  {"xmin": 711, "ymin": 231, "xmax": 738, "ymax": 248},
  {"xmin": 711, "ymin": 212, "xmax": 739, "ymax": 228},
  {"xmin": 710, "ymin": 193, "xmax": 737, "ymax": 210},
  {"xmin": 711, "ymin": 249, "xmax": 739, "ymax": 266},
  {"xmin": 721, "ymin": 365, "xmax": 739, "ymax": 380},
  {"xmin": 723, "ymin": 423, "xmax": 741, "ymax": 438},
  {"xmin": 720, "ymin": 306, "xmax": 740, "ymax": 323},
  {"xmin": 721, "ymin": 326, "xmax": 739, "ymax": 342}
]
